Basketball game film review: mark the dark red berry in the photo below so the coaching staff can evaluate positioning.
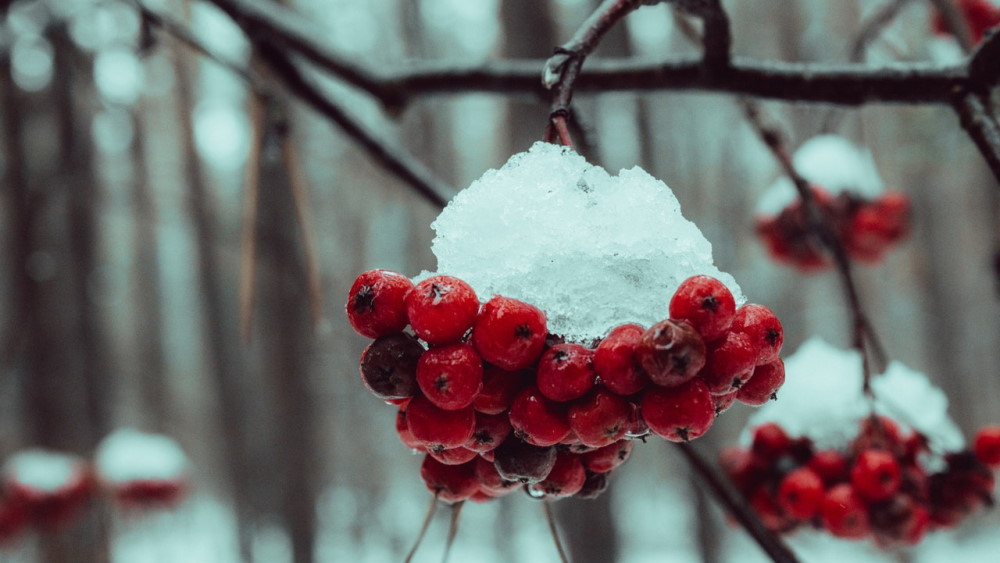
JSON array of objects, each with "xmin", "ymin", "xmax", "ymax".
[
  {"xmin": 973, "ymin": 425, "xmax": 1000, "ymax": 468},
  {"xmin": 636, "ymin": 319, "xmax": 706, "ymax": 388},
  {"xmin": 492, "ymin": 437, "xmax": 557, "ymax": 484},
  {"xmin": 751, "ymin": 422, "xmax": 792, "ymax": 462},
  {"xmin": 359, "ymin": 334, "xmax": 424, "ymax": 401},
  {"xmin": 464, "ymin": 412, "xmax": 512, "ymax": 453},
  {"xmin": 508, "ymin": 386, "xmax": 571, "ymax": 447},
  {"xmin": 737, "ymin": 358, "xmax": 785, "ymax": 406},
  {"xmin": 405, "ymin": 395, "xmax": 475, "ymax": 449},
  {"xmin": 536, "ymin": 343, "xmax": 596, "ymax": 402},
  {"xmin": 730, "ymin": 304, "xmax": 783, "ymax": 365},
  {"xmin": 851, "ymin": 449, "xmax": 902, "ymax": 502},
  {"xmin": 567, "ymin": 389, "xmax": 631, "ymax": 448},
  {"xmin": 471, "ymin": 296, "xmax": 547, "ymax": 371},
  {"xmin": 581, "ymin": 440, "xmax": 632, "ymax": 473},
  {"xmin": 821, "ymin": 484, "xmax": 871, "ymax": 539},
  {"xmin": 808, "ymin": 449, "xmax": 849, "ymax": 486},
  {"xmin": 420, "ymin": 455, "xmax": 478, "ymax": 503},
  {"xmin": 406, "ymin": 275, "xmax": 480, "ymax": 345},
  {"xmin": 416, "ymin": 343, "xmax": 483, "ymax": 410},
  {"xmin": 346, "ymin": 269, "xmax": 413, "ymax": 338},
  {"xmin": 474, "ymin": 365, "xmax": 528, "ymax": 415},
  {"xmin": 575, "ymin": 471, "xmax": 609, "ymax": 500},
  {"xmin": 700, "ymin": 331, "xmax": 757, "ymax": 395},
  {"xmin": 474, "ymin": 456, "xmax": 521, "ymax": 496},
  {"xmin": 640, "ymin": 379, "xmax": 715, "ymax": 442},
  {"xmin": 777, "ymin": 467, "xmax": 825, "ymax": 521},
  {"xmin": 529, "ymin": 451, "xmax": 586, "ymax": 499},
  {"xmin": 668, "ymin": 275, "xmax": 737, "ymax": 342},
  {"xmin": 593, "ymin": 323, "xmax": 650, "ymax": 396}
]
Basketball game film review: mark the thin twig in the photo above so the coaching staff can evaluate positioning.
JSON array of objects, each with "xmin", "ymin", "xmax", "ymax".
[
  {"xmin": 542, "ymin": 501, "xmax": 571, "ymax": 563},
  {"xmin": 674, "ymin": 442, "xmax": 799, "ymax": 563},
  {"xmin": 238, "ymin": 93, "xmax": 266, "ymax": 341},
  {"xmin": 953, "ymin": 92, "xmax": 1000, "ymax": 185},
  {"xmin": 404, "ymin": 495, "xmax": 439, "ymax": 563},
  {"xmin": 849, "ymin": 0, "xmax": 914, "ymax": 62},
  {"xmin": 928, "ymin": 0, "xmax": 975, "ymax": 51},
  {"xmin": 441, "ymin": 501, "xmax": 464, "ymax": 563}
]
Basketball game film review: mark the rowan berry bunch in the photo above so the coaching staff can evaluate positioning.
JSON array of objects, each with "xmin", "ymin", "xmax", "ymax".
[
  {"xmin": 756, "ymin": 187, "xmax": 911, "ymax": 272},
  {"xmin": 721, "ymin": 418, "xmax": 1000, "ymax": 548},
  {"xmin": 347, "ymin": 269, "xmax": 787, "ymax": 504}
]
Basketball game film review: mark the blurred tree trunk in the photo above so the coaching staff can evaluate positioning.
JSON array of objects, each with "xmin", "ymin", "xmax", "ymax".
[{"xmin": 501, "ymin": 0, "xmax": 556, "ymax": 154}]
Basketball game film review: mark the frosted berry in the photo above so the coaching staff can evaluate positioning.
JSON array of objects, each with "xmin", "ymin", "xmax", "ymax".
[
  {"xmin": 474, "ymin": 456, "xmax": 521, "ymax": 497},
  {"xmin": 464, "ymin": 412, "xmax": 512, "ymax": 453},
  {"xmin": 406, "ymin": 275, "xmax": 480, "ymax": 345},
  {"xmin": 851, "ymin": 449, "xmax": 901, "ymax": 502},
  {"xmin": 712, "ymin": 390, "xmax": 738, "ymax": 414},
  {"xmin": 973, "ymin": 425, "xmax": 1000, "ymax": 468},
  {"xmin": 428, "ymin": 446, "xmax": 479, "ymax": 466},
  {"xmin": 567, "ymin": 389, "xmax": 631, "ymax": 448},
  {"xmin": 471, "ymin": 296, "xmax": 547, "ymax": 370},
  {"xmin": 730, "ymin": 304, "xmax": 783, "ymax": 365},
  {"xmin": 420, "ymin": 456, "xmax": 478, "ymax": 503},
  {"xmin": 508, "ymin": 386, "xmax": 571, "ymax": 447},
  {"xmin": 575, "ymin": 471, "xmax": 609, "ymax": 500},
  {"xmin": 636, "ymin": 319, "xmax": 706, "ymax": 388},
  {"xmin": 700, "ymin": 331, "xmax": 757, "ymax": 395},
  {"xmin": 777, "ymin": 467, "xmax": 825, "ymax": 520},
  {"xmin": 581, "ymin": 439, "xmax": 633, "ymax": 473},
  {"xmin": 536, "ymin": 344, "xmax": 596, "ymax": 402},
  {"xmin": 492, "ymin": 436, "xmax": 557, "ymax": 484},
  {"xmin": 640, "ymin": 379, "xmax": 715, "ymax": 442},
  {"xmin": 529, "ymin": 451, "xmax": 586, "ymax": 499},
  {"xmin": 668, "ymin": 275, "xmax": 736, "ymax": 342},
  {"xmin": 359, "ymin": 333, "xmax": 424, "ymax": 401},
  {"xmin": 416, "ymin": 343, "xmax": 483, "ymax": 410},
  {"xmin": 593, "ymin": 323, "xmax": 650, "ymax": 396},
  {"xmin": 821, "ymin": 484, "xmax": 871, "ymax": 539},
  {"xmin": 405, "ymin": 395, "xmax": 476, "ymax": 449},
  {"xmin": 737, "ymin": 358, "xmax": 785, "ymax": 406},
  {"xmin": 346, "ymin": 269, "xmax": 413, "ymax": 338}
]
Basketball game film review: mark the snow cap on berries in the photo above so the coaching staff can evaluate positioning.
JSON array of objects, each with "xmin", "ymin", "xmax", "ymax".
[
  {"xmin": 94, "ymin": 429, "xmax": 189, "ymax": 484},
  {"xmin": 423, "ymin": 142, "xmax": 744, "ymax": 342},
  {"xmin": 4, "ymin": 449, "xmax": 87, "ymax": 492},
  {"xmin": 743, "ymin": 338, "xmax": 963, "ymax": 457},
  {"xmin": 756, "ymin": 135, "xmax": 885, "ymax": 216}
]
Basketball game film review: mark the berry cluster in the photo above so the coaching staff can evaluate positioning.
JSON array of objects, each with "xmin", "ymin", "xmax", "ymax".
[
  {"xmin": 756, "ymin": 187, "xmax": 910, "ymax": 272},
  {"xmin": 932, "ymin": 0, "xmax": 1000, "ymax": 44},
  {"xmin": 348, "ymin": 270, "xmax": 786, "ymax": 504},
  {"xmin": 721, "ymin": 418, "xmax": 999, "ymax": 548}
]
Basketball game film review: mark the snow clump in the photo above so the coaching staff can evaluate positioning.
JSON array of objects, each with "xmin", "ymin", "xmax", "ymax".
[{"xmin": 95, "ymin": 428, "xmax": 189, "ymax": 484}]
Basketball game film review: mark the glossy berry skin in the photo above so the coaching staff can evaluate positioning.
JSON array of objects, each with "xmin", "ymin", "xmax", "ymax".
[
  {"xmin": 471, "ymin": 296, "xmax": 547, "ymax": 371},
  {"xmin": 593, "ymin": 323, "xmax": 650, "ymax": 396},
  {"xmin": 405, "ymin": 395, "xmax": 476, "ymax": 449},
  {"xmin": 395, "ymin": 399, "xmax": 426, "ymax": 451},
  {"xmin": 851, "ymin": 449, "xmax": 902, "ymax": 502},
  {"xmin": 406, "ymin": 275, "xmax": 480, "ymax": 345},
  {"xmin": 420, "ymin": 456, "xmax": 478, "ymax": 503},
  {"xmin": 730, "ymin": 304, "xmax": 784, "ymax": 365},
  {"xmin": 700, "ymin": 331, "xmax": 757, "ymax": 395},
  {"xmin": 359, "ymin": 333, "xmax": 424, "ymax": 400},
  {"xmin": 416, "ymin": 343, "xmax": 483, "ymax": 410},
  {"xmin": 668, "ymin": 275, "xmax": 737, "ymax": 342},
  {"xmin": 474, "ymin": 365, "xmax": 527, "ymax": 415},
  {"xmin": 973, "ymin": 425, "xmax": 1000, "ymax": 468},
  {"xmin": 778, "ymin": 467, "xmax": 825, "ymax": 521},
  {"xmin": 821, "ymin": 484, "xmax": 871, "ymax": 539},
  {"xmin": 529, "ymin": 451, "xmax": 586, "ymax": 499},
  {"xmin": 567, "ymin": 389, "xmax": 631, "ymax": 448},
  {"xmin": 464, "ymin": 412, "xmax": 512, "ymax": 453},
  {"xmin": 636, "ymin": 319, "xmax": 706, "ymax": 388},
  {"xmin": 508, "ymin": 386, "xmax": 571, "ymax": 447},
  {"xmin": 536, "ymin": 344, "xmax": 596, "ymax": 402},
  {"xmin": 492, "ymin": 437, "xmax": 557, "ymax": 484},
  {"xmin": 581, "ymin": 440, "xmax": 633, "ymax": 473},
  {"xmin": 346, "ymin": 269, "xmax": 413, "ymax": 338},
  {"xmin": 640, "ymin": 379, "xmax": 715, "ymax": 442},
  {"xmin": 737, "ymin": 358, "xmax": 785, "ymax": 406}
]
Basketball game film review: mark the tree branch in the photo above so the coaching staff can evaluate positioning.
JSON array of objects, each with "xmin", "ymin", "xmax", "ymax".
[{"xmin": 953, "ymin": 91, "xmax": 1000, "ymax": 185}]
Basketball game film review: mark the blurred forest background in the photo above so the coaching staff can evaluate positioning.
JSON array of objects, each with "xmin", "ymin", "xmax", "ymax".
[{"xmin": 1, "ymin": 0, "xmax": 1000, "ymax": 561}]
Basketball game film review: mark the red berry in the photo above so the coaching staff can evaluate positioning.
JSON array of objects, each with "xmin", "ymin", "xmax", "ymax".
[
  {"xmin": 395, "ymin": 399, "xmax": 426, "ymax": 451},
  {"xmin": 749, "ymin": 486, "xmax": 794, "ymax": 532},
  {"xmin": 820, "ymin": 483, "xmax": 871, "ymax": 539},
  {"xmin": 635, "ymin": 319, "xmax": 706, "ymax": 388},
  {"xmin": 420, "ymin": 456, "xmax": 478, "ymax": 503},
  {"xmin": 640, "ymin": 379, "xmax": 715, "ymax": 442},
  {"xmin": 465, "ymin": 412, "xmax": 512, "ymax": 453},
  {"xmin": 668, "ymin": 275, "xmax": 737, "ymax": 342},
  {"xmin": 973, "ymin": 425, "xmax": 1000, "ymax": 468},
  {"xmin": 581, "ymin": 440, "xmax": 633, "ymax": 473},
  {"xmin": 751, "ymin": 422, "xmax": 792, "ymax": 462},
  {"xmin": 575, "ymin": 471, "xmax": 609, "ymax": 500},
  {"xmin": 719, "ymin": 446, "xmax": 765, "ymax": 492},
  {"xmin": 405, "ymin": 395, "xmax": 476, "ymax": 449},
  {"xmin": 730, "ymin": 304, "xmax": 783, "ymax": 365},
  {"xmin": 536, "ymin": 344, "xmax": 596, "ymax": 402},
  {"xmin": 529, "ymin": 451, "xmax": 586, "ymax": 499},
  {"xmin": 346, "ymin": 269, "xmax": 413, "ymax": 338},
  {"xmin": 406, "ymin": 275, "xmax": 480, "ymax": 345},
  {"xmin": 737, "ymin": 358, "xmax": 785, "ymax": 406},
  {"xmin": 359, "ymin": 334, "xmax": 424, "ymax": 401},
  {"xmin": 508, "ymin": 386, "xmax": 571, "ymax": 447},
  {"xmin": 471, "ymin": 296, "xmax": 547, "ymax": 371},
  {"xmin": 851, "ymin": 449, "xmax": 902, "ymax": 502},
  {"xmin": 473, "ymin": 365, "xmax": 528, "ymax": 415},
  {"xmin": 492, "ymin": 437, "xmax": 557, "ymax": 484},
  {"xmin": 808, "ymin": 449, "xmax": 850, "ymax": 486},
  {"xmin": 567, "ymin": 389, "xmax": 631, "ymax": 448},
  {"xmin": 416, "ymin": 343, "xmax": 483, "ymax": 410},
  {"xmin": 712, "ymin": 390, "xmax": 739, "ymax": 414},
  {"xmin": 777, "ymin": 467, "xmax": 825, "ymax": 521},
  {"xmin": 593, "ymin": 323, "xmax": 650, "ymax": 396},
  {"xmin": 699, "ymin": 331, "xmax": 757, "ymax": 395},
  {"xmin": 428, "ymin": 446, "xmax": 479, "ymax": 466}
]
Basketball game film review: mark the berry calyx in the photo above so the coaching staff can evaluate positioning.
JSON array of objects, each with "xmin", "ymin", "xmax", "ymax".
[
  {"xmin": 737, "ymin": 358, "xmax": 785, "ymax": 406},
  {"xmin": 464, "ymin": 412, "xmax": 512, "ymax": 453},
  {"xmin": 346, "ymin": 269, "xmax": 413, "ymax": 338},
  {"xmin": 635, "ymin": 319, "xmax": 706, "ymax": 388},
  {"xmin": 668, "ymin": 275, "xmax": 736, "ymax": 342},
  {"xmin": 406, "ymin": 275, "xmax": 480, "ymax": 345},
  {"xmin": 416, "ymin": 343, "xmax": 483, "ymax": 410},
  {"xmin": 471, "ymin": 296, "xmax": 547, "ymax": 371}
]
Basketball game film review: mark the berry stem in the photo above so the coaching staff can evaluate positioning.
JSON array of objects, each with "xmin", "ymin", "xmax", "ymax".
[
  {"xmin": 543, "ymin": 500, "xmax": 571, "ymax": 563},
  {"xmin": 404, "ymin": 494, "xmax": 439, "ymax": 563},
  {"xmin": 441, "ymin": 500, "xmax": 465, "ymax": 563},
  {"xmin": 674, "ymin": 442, "xmax": 800, "ymax": 563}
]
